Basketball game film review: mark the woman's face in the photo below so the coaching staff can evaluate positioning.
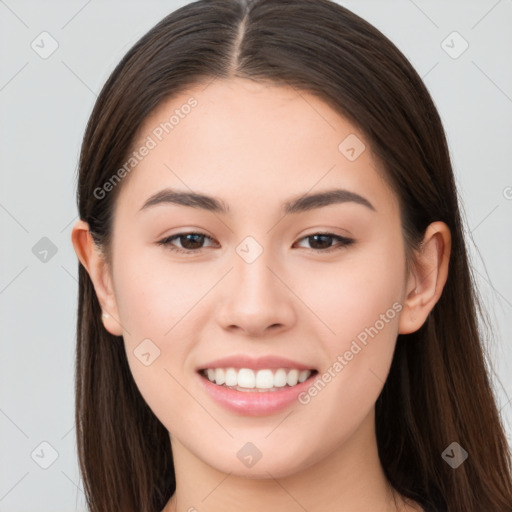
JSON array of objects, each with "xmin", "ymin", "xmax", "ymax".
[{"xmin": 103, "ymin": 78, "xmax": 411, "ymax": 477}]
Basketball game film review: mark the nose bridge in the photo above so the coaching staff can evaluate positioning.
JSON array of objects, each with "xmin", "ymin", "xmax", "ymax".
[
  {"xmin": 215, "ymin": 236, "xmax": 295, "ymax": 335},
  {"xmin": 233, "ymin": 239, "xmax": 281, "ymax": 310},
  {"xmin": 234, "ymin": 245, "xmax": 276, "ymax": 301}
]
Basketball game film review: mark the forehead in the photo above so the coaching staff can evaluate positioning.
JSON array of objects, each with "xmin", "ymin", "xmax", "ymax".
[{"xmin": 115, "ymin": 78, "xmax": 396, "ymax": 217}]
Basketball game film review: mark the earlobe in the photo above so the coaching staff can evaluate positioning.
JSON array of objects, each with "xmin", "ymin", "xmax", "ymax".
[
  {"xmin": 71, "ymin": 220, "xmax": 124, "ymax": 337},
  {"xmin": 398, "ymin": 221, "xmax": 451, "ymax": 335}
]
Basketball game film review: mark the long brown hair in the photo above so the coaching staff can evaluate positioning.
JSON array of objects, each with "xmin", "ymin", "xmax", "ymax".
[{"xmin": 74, "ymin": 1, "xmax": 512, "ymax": 510}]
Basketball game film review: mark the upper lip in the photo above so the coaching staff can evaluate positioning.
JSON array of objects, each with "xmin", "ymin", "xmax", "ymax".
[{"xmin": 197, "ymin": 355, "xmax": 316, "ymax": 371}]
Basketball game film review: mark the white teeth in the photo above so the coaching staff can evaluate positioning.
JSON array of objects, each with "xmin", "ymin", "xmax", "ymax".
[
  {"xmin": 225, "ymin": 368, "xmax": 237, "ymax": 387},
  {"xmin": 256, "ymin": 369, "xmax": 274, "ymax": 389},
  {"xmin": 237, "ymin": 368, "xmax": 255, "ymax": 388},
  {"xmin": 274, "ymin": 369, "xmax": 288, "ymax": 387},
  {"xmin": 298, "ymin": 370, "xmax": 310, "ymax": 383},
  {"xmin": 214, "ymin": 368, "xmax": 225, "ymax": 385},
  {"xmin": 203, "ymin": 367, "xmax": 313, "ymax": 390},
  {"xmin": 287, "ymin": 369, "xmax": 299, "ymax": 386}
]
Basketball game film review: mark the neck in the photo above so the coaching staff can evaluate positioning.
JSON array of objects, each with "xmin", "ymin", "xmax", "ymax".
[{"xmin": 163, "ymin": 409, "xmax": 417, "ymax": 512}]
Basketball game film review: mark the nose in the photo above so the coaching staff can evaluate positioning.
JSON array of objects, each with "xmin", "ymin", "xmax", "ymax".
[{"xmin": 215, "ymin": 249, "xmax": 296, "ymax": 338}]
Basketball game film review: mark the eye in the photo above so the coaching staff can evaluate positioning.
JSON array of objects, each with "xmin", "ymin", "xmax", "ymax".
[
  {"xmin": 157, "ymin": 232, "xmax": 218, "ymax": 254},
  {"xmin": 293, "ymin": 233, "xmax": 355, "ymax": 253},
  {"xmin": 157, "ymin": 231, "xmax": 354, "ymax": 255}
]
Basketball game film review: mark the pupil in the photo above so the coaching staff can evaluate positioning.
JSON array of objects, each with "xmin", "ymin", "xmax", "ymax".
[
  {"xmin": 182, "ymin": 234, "xmax": 203, "ymax": 249},
  {"xmin": 310, "ymin": 234, "xmax": 331, "ymax": 249}
]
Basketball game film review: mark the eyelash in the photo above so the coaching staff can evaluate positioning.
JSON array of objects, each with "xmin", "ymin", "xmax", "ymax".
[{"xmin": 157, "ymin": 231, "xmax": 355, "ymax": 255}]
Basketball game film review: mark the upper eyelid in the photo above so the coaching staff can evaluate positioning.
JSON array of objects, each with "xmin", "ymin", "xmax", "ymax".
[
  {"xmin": 159, "ymin": 231, "xmax": 351, "ymax": 241},
  {"xmin": 159, "ymin": 232, "xmax": 217, "ymax": 247}
]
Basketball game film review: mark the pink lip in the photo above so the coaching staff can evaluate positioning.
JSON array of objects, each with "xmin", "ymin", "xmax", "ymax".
[
  {"xmin": 196, "ymin": 372, "xmax": 317, "ymax": 417},
  {"xmin": 197, "ymin": 354, "xmax": 315, "ymax": 371}
]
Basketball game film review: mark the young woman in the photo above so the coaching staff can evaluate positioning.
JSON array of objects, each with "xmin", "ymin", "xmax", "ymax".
[{"xmin": 70, "ymin": 0, "xmax": 512, "ymax": 511}]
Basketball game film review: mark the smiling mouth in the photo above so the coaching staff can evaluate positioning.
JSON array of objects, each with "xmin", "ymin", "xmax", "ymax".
[{"xmin": 199, "ymin": 367, "xmax": 318, "ymax": 392}]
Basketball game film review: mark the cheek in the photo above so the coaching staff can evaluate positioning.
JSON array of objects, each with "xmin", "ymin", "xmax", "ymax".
[
  {"xmin": 112, "ymin": 245, "xmax": 212, "ymax": 341},
  {"xmin": 110, "ymin": 251, "xmax": 207, "ymax": 421},
  {"xmin": 291, "ymin": 295, "xmax": 401, "ymax": 423},
  {"xmin": 294, "ymin": 238, "xmax": 405, "ymax": 435},
  {"xmin": 302, "ymin": 238, "xmax": 405, "ymax": 347}
]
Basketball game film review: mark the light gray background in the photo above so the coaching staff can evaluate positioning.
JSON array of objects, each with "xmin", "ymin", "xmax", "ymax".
[{"xmin": 1, "ymin": 1, "xmax": 511, "ymax": 510}]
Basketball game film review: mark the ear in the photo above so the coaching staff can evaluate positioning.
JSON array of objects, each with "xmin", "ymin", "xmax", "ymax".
[
  {"xmin": 398, "ymin": 221, "xmax": 452, "ymax": 334},
  {"xmin": 71, "ymin": 219, "xmax": 124, "ymax": 336}
]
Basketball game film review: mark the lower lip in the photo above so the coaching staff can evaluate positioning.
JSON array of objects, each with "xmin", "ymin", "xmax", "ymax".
[{"xmin": 197, "ymin": 371, "xmax": 317, "ymax": 416}]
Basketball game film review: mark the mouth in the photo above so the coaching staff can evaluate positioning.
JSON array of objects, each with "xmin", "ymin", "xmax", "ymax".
[
  {"xmin": 195, "ymin": 355, "xmax": 319, "ymax": 415},
  {"xmin": 198, "ymin": 367, "xmax": 318, "ymax": 392}
]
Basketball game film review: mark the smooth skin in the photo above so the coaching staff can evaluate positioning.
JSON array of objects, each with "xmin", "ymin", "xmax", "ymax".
[{"xmin": 72, "ymin": 78, "xmax": 451, "ymax": 512}]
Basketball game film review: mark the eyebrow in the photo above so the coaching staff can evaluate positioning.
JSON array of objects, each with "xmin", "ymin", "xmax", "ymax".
[{"xmin": 138, "ymin": 187, "xmax": 376, "ymax": 215}]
